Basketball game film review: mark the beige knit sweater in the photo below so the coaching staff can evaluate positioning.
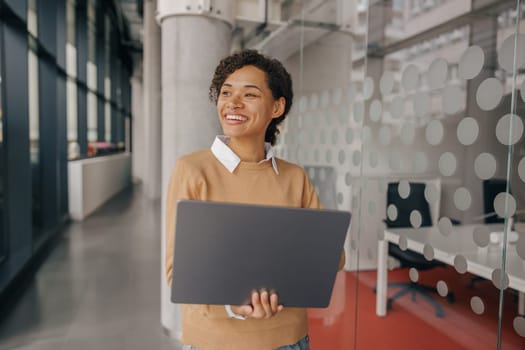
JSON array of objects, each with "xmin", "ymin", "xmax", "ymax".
[{"xmin": 165, "ymin": 149, "xmax": 345, "ymax": 350}]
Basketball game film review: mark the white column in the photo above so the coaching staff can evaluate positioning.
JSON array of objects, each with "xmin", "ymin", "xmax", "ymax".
[
  {"xmin": 158, "ymin": 0, "xmax": 233, "ymax": 339},
  {"xmin": 143, "ymin": 0, "xmax": 162, "ymax": 199}
]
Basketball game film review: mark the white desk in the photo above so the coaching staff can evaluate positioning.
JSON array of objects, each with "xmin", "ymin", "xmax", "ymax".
[{"xmin": 376, "ymin": 224, "xmax": 525, "ymax": 316}]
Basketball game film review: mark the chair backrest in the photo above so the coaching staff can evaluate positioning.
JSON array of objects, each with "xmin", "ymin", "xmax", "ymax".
[
  {"xmin": 482, "ymin": 179, "xmax": 508, "ymax": 224},
  {"xmin": 385, "ymin": 182, "xmax": 437, "ymax": 269},
  {"xmin": 385, "ymin": 182, "xmax": 432, "ymax": 228}
]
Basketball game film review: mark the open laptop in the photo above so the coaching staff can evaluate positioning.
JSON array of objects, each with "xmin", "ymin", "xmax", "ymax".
[{"xmin": 170, "ymin": 200, "xmax": 351, "ymax": 308}]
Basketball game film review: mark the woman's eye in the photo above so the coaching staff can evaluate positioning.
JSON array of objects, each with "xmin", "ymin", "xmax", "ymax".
[
  {"xmin": 220, "ymin": 91, "xmax": 231, "ymax": 96},
  {"xmin": 245, "ymin": 93, "xmax": 257, "ymax": 97}
]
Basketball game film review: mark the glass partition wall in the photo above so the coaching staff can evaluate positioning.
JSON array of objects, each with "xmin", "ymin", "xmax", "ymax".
[{"xmin": 273, "ymin": 0, "xmax": 525, "ymax": 348}]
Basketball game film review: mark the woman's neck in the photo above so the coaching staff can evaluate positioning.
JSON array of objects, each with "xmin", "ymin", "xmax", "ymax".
[{"xmin": 228, "ymin": 137, "xmax": 266, "ymax": 163}]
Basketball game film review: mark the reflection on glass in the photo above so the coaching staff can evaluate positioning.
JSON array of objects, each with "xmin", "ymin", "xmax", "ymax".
[
  {"xmin": 28, "ymin": 0, "xmax": 42, "ymax": 234},
  {"xmin": 0, "ymin": 70, "xmax": 4, "ymax": 263}
]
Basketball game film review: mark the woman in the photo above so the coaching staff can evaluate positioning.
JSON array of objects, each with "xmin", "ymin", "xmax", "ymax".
[{"xmin": 165, "ymin": 49, "xmax": 344, "ymax": 350}]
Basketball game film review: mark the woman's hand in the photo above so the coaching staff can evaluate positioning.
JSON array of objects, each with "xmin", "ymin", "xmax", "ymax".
[{"xmin": 230, "ymin": 289, "xmax": 284, "ymax": 319}]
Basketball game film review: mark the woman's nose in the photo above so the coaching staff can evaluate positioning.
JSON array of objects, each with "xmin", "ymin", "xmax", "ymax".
[{"xmin": 228, "ymin": 96, "xmax": 242, "ymax": 109}]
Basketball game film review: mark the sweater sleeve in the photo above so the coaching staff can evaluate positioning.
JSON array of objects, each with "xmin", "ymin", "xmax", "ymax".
[
  {"xmin": 165, "ymin": 159, "xmax": 197, "ymax": 287},
  {"xmin": 301, "ymin": 170, "xmax": 346, "ymax": 271}
]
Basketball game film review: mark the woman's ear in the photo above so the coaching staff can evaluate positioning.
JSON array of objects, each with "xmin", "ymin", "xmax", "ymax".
[{"xmin": 272, "ymin": 97, "xmax": 286, "ymax": 119}]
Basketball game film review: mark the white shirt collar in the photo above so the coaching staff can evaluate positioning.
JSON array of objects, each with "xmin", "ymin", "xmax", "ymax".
[{"xmin": 211, "ymin": 136, "xmax": 279, "ymax": 175}]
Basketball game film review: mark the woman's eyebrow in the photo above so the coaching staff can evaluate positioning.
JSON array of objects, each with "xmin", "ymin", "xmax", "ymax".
[{"xmin": 222, "ymin": 82, "xmax": 262, "ymax": 92}]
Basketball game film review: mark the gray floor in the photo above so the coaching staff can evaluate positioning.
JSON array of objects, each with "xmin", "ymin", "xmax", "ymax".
[{"xmin": 0, "ymin": 186, "xmax": 181, "ymax": 350}]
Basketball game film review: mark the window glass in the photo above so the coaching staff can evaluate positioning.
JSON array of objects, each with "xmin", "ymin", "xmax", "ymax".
[
  {"xmin": 28, "ymin": 0, "xmax": 42, "ymax": 233},
  {"xmin": 277, "ymin": 0, "xmax": 525, "ymax": 347},
  {"xmin": 66, "ymin": 0, "xmax": 79, "ymax": 159},
  {"xmin": 0, "ymin": 41, "xmax": 4, "ymax": 264},
  {"xmin": 86, "ymin": 0, "xmax": 97, "ymax": 146}
]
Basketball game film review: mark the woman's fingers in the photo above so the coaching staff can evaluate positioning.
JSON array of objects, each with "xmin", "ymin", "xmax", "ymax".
[
  {"xmin": 247, "ymin": 289, "xmax": 283, "ymax": 319},
  {"xmin": 270, "ymin": 292, "xmax": 280, "ymax": 313}
]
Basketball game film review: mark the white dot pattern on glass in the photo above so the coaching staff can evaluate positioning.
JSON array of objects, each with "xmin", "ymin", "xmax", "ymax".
[
  {"xmin": 400, "ymin": 123, "xmax": 415, "ymax": 145},
  {"xmin": 426, "ymin": 120, "xmax": 444, "ymax": 145},
  {"xmin": 424, "ymin": 183, "xmax": 439, "ymax": 204},
  {"xmin": 496, "ymin": 114, "xmax": 524, "ymax": 146},
  {"xmin": 513, "ymin": 316, "xmax": 525, "ymax": 337},
  {"xmin": 345, "ymin": 128, "xmax": 354, "ymax": 144},
  {"xmin": 518, "ymin": 235, "xmax": 525, "ymax": 260},
  {"xmin": 369, "ymin": 151, "xmax": 379, "ymax": 168},
  {"xmin": 411, "ymin": 210, "xmax": 423, "ymax": 228},
  {"xmin": 380, "ymin": 71, "xmax": 395, "ymax": 96},
  {"xmin": 474, "ymin": 153, "xmax": 497, "ymax": 180},
  {"xmin": 299, "ymin": 96, "xmax": 308, "ymax": 113},
  {"xmin": 443, "ymin": 85, "xmax": 463, "ymax": 115},
  {"xmin": 476, "ymin": 78, "xmax": 503, "ymax": 111},
  {"xmin": 437, "ymin": 281, "xmax": 448, "ymax": 297},
  {"xmin": 399, "ymin": 236, "xmax": 408, "ymax": 251},
  {"xmin": 457, "ymin": 117, "xmax": 479, "ymax": 145},
  {"xmin": 439, "ymin": 152, "xmax": 457, "ymax": 177},
  {"xmin": 331, "ymin": 130, "xmax": 338, "ymax": 145},
  {"xmin": 354, "ymin": 102, "xmax": 365, "ymax": 123},
  {"xmin": 347, "ymin": 83, "xmax": 358, "ymax": 103},
  {"xmin": 338, "ymin": 150, "xmax": 346, "ymax": 165},
  {"xmin": 320, "ymin": 90, "xmax": 330, "ymax": 109},
  {"xmin": 389, "ymin": 152, "xmax": 401, "ymax": 171},
  {"xmin": 387, "ymin": 204, "xmax": 398, "ymax": 221},
  {"xmin": 473, "ymin": 226, "xmax": 490, "ymax": 247},
  {"xmin": 362, "ymin": 126, "xmax": 372, "ymax": 145},
  {"xmin": 325, "ymin": 149, "xmax": 332, "ymax": 163},
  {"xmin": 428, "ymin": 57, "xmax": 448, "ymax": 89},
  {"xmin": 337, "ymin": 192, "xmax": 344, "ymax": 205},
  {"xmin": 398, "ymin": 180, "xmax": 410, "ymax": 199},
  {"xmin": 379, "ymin": 125, "xmax": 391, "ymax": 146},
  {"xmin": 454, "ymin": 187, "xmax": 472, "ymax": 211},
  {"xmin": 402, "ymin": 64, "xmax": 420, "ymax": 91},
  {"xmin": 320, "ymin": 129, "xmax": 326, "ymax": 144},
  {"xmin": 345, "ymin": 172, "xmax": 351, "ymax": 186},
  {"xmin": 370, "ymin": 100, "xmax": 383, "ymax": 122},
  {"xmin": 470, "ymin": 296, "xmax": 485, "ymax": 315},
  {"xmin": 363, "ymin": 77, "xmax": 374, "ymax": 100},
  {"xmin": 423, "ymin": 244, "xmax": 434, "ymax": 260},
  {"xmin": 518, "ymin": 157, "xmax": 525, "ymax": 183},
  {"xmin": 319, "ymin": 168, "xmax": 326, "ymax": 182},
  {"xmin": 414, "ymin": 92, "xmax": 431, "ymax": 117},
  {"xmin": 491, "ymin": 268, "xmax": 510, "ymax": 290},
  {"xmin": 438, "ymin": 217, "xmax": 453, "ymax": 236},
  {"xmin": 493, "ymin": 192, "xmax": 516, "ymax": 218},
  {"xmin": 352, "ymin": 150, "xmax": 362, "ymax": 167},
  {"xmin": 454, "ymin": 255, "xmax": 468, "ymax": 274},
  {"xmin": 414, "ymin": 152, "xmax": 428, "ymax": 173},
  {"xmin": 459, "ymin": 45, "xmax": 484, "ymax": 80},
  {"xmin": 409, "ymin": 268, "xmax": 419, "ymax": 282},
  {"xmin": 521, "ymin": 80, "xmax": 525, "ymax": 103},
  {"xmin": 309, "ymin": 93, "xmax": 319, "ymax": 110},
  {"xmin": 332, "ymin": 87, "xmax": 342, "ymax": 106},
  {"xmin": 498, "ymin": 34, "xmax": 525, "ymax": 73},
  {"xmin": 390, "ymin": 96, "xmax": 405, "ymax": 119}
]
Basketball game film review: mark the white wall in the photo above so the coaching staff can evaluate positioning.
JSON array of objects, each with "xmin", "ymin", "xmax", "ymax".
[{"xmin": 68, "ymin": 153, "xmax": 132, "ymax": 220}]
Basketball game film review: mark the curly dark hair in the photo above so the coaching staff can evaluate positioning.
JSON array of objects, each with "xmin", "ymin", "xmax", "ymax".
[{"xmin": 209, "ymin": 49, "xmax": 293, "ymax": 145}]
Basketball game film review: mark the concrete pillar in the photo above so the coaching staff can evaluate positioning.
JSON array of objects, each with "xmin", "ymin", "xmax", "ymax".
[
  {"xmin": 157, "ymin": 0, "xmax": 233, "ymax": 339},
  {"xmin": 143, "ymin": 0, "xmax": 162, "ymax": 199},
  {"xmin": 131, "ymin": 60, "xmax": 144, "ymax": 183}
]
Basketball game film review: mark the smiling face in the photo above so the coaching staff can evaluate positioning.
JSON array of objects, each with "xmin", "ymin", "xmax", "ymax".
[{"xmin": 217, "ymin": 65, "xmax": 285, "ymax": 145}]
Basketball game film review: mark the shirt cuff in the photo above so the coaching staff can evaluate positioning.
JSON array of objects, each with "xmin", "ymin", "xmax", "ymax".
[{"xmin": 225, "ymin": 305, "xmax": 247, "ymax": 320}]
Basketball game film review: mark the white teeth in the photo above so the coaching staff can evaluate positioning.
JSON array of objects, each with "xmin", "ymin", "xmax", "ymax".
[{"xmin": 226, "ymin": 115, "xmax": 247, "ymax": 121}]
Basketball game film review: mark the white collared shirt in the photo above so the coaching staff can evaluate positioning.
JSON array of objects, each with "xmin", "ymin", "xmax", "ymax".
[{"xmin": 211, "ymin": 135, "xmax": 279, "ymax": 175}]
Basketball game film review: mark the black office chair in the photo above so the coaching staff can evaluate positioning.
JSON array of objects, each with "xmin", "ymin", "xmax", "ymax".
[
  {"xmin": 384, "ymin": 182, "xmax": 454, "ymax": 317},
  {"xmin": 482, "ymin": 179, "xmax": 508, "ymax": 223}
]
